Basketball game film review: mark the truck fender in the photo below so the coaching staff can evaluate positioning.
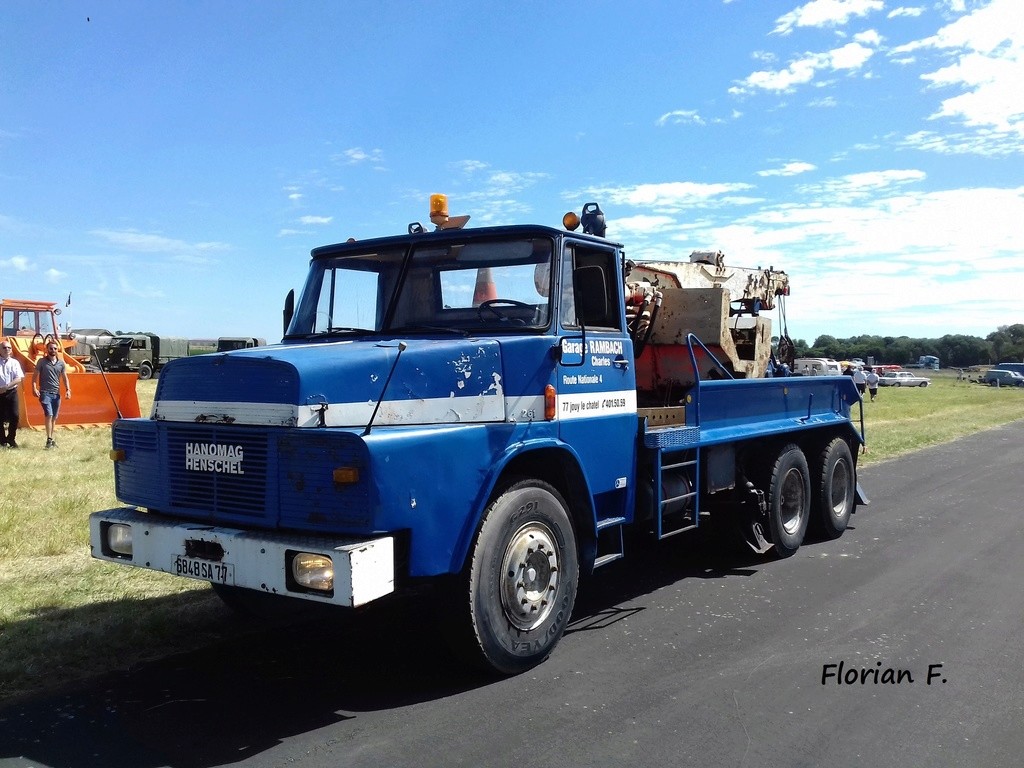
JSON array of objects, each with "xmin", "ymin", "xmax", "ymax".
[{"xmin": 448, "ymin": 438, "xmax": 598, "ymax": 577}]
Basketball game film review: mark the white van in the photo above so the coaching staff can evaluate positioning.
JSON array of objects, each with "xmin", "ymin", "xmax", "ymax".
[{"xmin": 793, "ymin": 357, "xmax": 842, "ymax": 376}]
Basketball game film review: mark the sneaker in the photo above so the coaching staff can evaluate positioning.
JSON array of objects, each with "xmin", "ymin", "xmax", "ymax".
[
  {"xmin": 45, "ymin": 438, "xmax": 54, "ymax": 449},
  {"xmin": 8, "ymin": 441, "xmax": 17, "ymax": 449}
]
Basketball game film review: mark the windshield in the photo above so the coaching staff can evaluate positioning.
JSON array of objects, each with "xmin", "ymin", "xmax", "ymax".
[{"xmin": 286, "ymin": 237, "xmax": 554, "ymax": 337}]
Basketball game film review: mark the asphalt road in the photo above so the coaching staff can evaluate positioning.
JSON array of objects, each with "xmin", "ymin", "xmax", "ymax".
[{"xmin": 2, "ymin": 421, "xmax": 1023, "ymax": 768}]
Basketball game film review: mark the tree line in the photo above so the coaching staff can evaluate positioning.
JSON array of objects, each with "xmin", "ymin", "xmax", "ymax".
[{"xmin": 788, "ymin": 324, "xmax": 1024, "ymax": 369}]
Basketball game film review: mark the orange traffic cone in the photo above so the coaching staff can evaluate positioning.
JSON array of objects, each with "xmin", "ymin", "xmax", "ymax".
[{"xmin": 473, "ymin": 267, "xmax": 497, "ymax": 305}]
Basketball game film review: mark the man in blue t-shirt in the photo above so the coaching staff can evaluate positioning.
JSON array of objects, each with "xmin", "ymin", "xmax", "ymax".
[{"xmin": 32, "ymin": 341, "xmax": 71, "ymax": 449}]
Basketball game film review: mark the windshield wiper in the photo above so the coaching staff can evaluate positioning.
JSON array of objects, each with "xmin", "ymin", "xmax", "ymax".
[
  {"xmin": 308, "ymin": 326, "xmax": 377, "ymax": 337},
  {"xmin": 388, "ymin": 324, "xmax": 470, "ymax": 337}
]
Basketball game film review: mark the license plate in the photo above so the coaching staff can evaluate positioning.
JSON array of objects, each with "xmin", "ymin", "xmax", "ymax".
[{"xmin": 174, "ymin": 555, "xmax": 234, "ymax": 584}]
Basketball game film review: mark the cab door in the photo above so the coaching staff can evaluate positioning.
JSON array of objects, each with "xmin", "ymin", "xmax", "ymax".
[{"xmin": 555, "ymin": 241, "xmax": 637, "ymax": 522}]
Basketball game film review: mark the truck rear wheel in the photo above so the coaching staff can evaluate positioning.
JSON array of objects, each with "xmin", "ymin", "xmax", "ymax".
[
  {"xmin": 811, "ymin": 437, "xmax": 855, "ymax": 540},
  {"xmin": 762, "ymin": 444, "xmax": 810, "ymax": 558},
  {"xmin": 461, "ymin": 479, "xmax": 579, "ymax": 675}
]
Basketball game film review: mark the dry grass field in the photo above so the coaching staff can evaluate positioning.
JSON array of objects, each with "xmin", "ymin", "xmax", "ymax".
[{"xmin": 1, "ymin": 374, "xmax": 1021, "ymax": 701}]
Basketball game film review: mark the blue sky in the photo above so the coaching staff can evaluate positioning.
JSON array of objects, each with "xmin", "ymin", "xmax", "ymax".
[{"xmin": 2, "ymin": 0, "xmax": 1022, "ymax": 344}]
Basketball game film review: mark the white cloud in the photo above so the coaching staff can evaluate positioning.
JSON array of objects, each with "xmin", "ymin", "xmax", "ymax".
[
  {"xmin": 888, "ymin": 6, "xmax": 924, "ymax": 19},
  {"xmin": 299, "ymin": 215, "xmax": 333, "ymax": 225},
  {"xmin": 773, "ymin": 0, "xmax": 884, "ymax": 36},
  {"xmin": 88, "ymin": 230, "xmax": 229, "ymax": 266},
  {"xmin": 853, "ymin": 29, "xmax": 883, "ymax": 46},
  {"xmin": 730, "ymin": 40, "xmax": 877, "ymax": 94},
  {"xmin": 454, "ymin": 160, "xmax": 489, "ymax": 174},
  {"xmin": 829, "ymin": 41, "xmax": 876, "ymax": 69},
  {"xmin": 117, "ymin": 271, "xmax": 165, "ymax": 300},
  {"xmin": 588, "ymin": 181, "xmax": 758, "ymax": 212},
  {"xmin": 90, "ymin": 229, "xmax": 229, "ymax": 255},
  {"xmin": 45, "ymin": 268, "xmax": 66, "ymax": 282},
  {"xmin": 902, "ymin": 128, "xmax": 1021, "ymax": 156},
  {"xmin": 656, "ymin": 110, "xmax": 706, "ymax": 127},
  {"xmin": 340, "ymin": 147, "xmax": 384, "ymax": 165},
  {"xmin": 797, "ymin": 169, "xmax": 926, "ymax": 200},
  {"xmin": 485, "ymin": 171, "xmax": 549, "ymax": 192},
  {"xmin": 667, "ymin": 185, "xmax": 1024, "ymax": 338},
  {"xmin": 894, "ymin": 0, "xmax": 1024, "ymax": 143},
  {"xmin": 758, "ymin": 161, "xmax": 818, "ymax": 177},
  {"xmin": 610, "ymin": 214, "xmax": 681, "ymax": 238},
  {"xmin": 1, "ymin": 255, "xmax": 30, "ymax": 271}
]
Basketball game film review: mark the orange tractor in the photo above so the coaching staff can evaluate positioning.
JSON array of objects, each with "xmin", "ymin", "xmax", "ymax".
[{"xmin": 1, "ymin": 298, "xmax": 141, "ymax": 428}]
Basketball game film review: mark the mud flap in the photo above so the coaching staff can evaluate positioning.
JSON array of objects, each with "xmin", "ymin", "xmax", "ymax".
[
  {"xmin": 739, "ymin": 520, "xmax": 773, "ymax": 555},
  {"xmin": 729, "ymin": 482, "xmax": 773, "ymax": 555},
  {"xmin": 853, "ymin": 482, "xmax": 870, "ymax": 511}
]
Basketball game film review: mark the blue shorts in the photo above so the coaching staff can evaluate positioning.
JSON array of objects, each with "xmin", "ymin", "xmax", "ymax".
[{"xmin": 39, "ymin": 392, "xmax": 61, "ymax": 418}]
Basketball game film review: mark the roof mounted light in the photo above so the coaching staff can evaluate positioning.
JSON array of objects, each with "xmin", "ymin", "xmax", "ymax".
[
  {"xmin": 563, "ymin": 211, "xmax": 580, "ymax": 231},
  {"xmin": 429, "ymin": 193, "xmax": 470, "ymax": 230}
]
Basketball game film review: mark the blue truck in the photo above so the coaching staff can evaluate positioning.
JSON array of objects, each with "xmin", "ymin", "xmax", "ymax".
[{"xmin": 90, "ymin": 197, "xmax": 866, "ymax": 674}]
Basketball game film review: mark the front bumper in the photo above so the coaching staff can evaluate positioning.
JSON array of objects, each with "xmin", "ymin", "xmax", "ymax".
[{"xmin": 89, "ymin": 507, "xmax": 394, "ymax": 607}]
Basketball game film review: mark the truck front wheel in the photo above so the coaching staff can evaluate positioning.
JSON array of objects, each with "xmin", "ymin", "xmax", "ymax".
[
  {"xmin": 462, "ymin": 479, "xmax": 579, "ymax": 675},
  {"xmin": 762, "ymin": 444, "xmax": 811, "ymax": 558},
  {"xmin": 138, "ymin": 361, "xmax": 153, "ymax": 380}
]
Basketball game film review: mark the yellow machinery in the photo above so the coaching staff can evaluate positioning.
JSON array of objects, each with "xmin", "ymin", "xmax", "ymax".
[{"xmin": 1, "ymin": 298, "xmax": 141, "ymax": 428}]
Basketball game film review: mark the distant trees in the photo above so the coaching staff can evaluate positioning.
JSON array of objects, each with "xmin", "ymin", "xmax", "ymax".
[
  {"xmin": 987, "ymin": 324, "xmax": 1024, "ymax": 363},
  {"xmin": 788, "ymin": 325, "xmax": 1023, "ymax": 367}
]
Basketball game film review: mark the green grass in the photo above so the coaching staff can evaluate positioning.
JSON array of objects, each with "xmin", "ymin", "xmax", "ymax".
[
  {"xmin": 1, "ymin": 375, "xmax": 1021, "ymax": 701},
  {"xmin": 856, "ymin": 372, "xmax": 1024, "ymax": 464}
]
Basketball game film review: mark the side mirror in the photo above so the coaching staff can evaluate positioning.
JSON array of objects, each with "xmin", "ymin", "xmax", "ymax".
[{"xmin": 282, "ymin": 289, "xmax": 295, "ymax": 337}]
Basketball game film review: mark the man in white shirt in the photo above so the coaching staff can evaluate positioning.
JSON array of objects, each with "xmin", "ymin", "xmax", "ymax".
[
  {"xmin": 0, "ymin": 341, "xmax": 25, "ymax": 448},
  {"xmin": 853, "ymin": 367, "xmax": 867, "ymax": 399}
]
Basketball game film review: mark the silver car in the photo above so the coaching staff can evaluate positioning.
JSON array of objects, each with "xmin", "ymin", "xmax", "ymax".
[{"xmin": 879, "ymin": 371, "xmax": 931, "ymax": 387}]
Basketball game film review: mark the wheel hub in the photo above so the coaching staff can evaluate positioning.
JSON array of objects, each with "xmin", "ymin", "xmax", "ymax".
[
  {"xmin": 501, "ymin": 524, "xmax": 559, "ymax": 630},
  {"xmin": 780, "ymin": 467, "xmax": 806, "ymax": 535}
]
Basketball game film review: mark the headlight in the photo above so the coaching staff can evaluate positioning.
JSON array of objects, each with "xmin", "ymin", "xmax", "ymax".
[
  {"xmin": 106, "ymin": 523, "xmax": 133, "ymax": 556},
  {"xmin": 291, "ymin": 553, "xmax": 334, "ymax": 592}
]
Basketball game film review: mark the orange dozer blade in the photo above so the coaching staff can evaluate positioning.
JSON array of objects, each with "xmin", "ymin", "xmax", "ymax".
[{"xmin": 17, "ymin": 372, "xmax": 142, "ymax": 429}]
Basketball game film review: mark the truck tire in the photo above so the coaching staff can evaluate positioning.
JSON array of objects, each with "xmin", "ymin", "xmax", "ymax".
[
  {"xmin": 810, "ymin": 437, "xmax": 854, "ymax": 540},
  {"xmin": 461, "ymin": 479, "xmax": 579, "ymax": 675},
  {"xmin": 138, "ymin": 361, "xmax": 154, "ymax": 380},
  {"xmin": 761, "ymin": 444, "xmax": 810, "ymax": 558}
]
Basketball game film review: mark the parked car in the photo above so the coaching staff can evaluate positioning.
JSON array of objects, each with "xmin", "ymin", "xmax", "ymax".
[
  {"xmin": 991, "ymin": 362, "xmax": 1024, "ymax": 376},
  {"xmin": 982, "ymin": 369, "xmax": 1024, "ymax": 387},
  {"xmin": 793, "ymin": 357, "xmax": 842, "ymax": 376},
  {"xmin": 879, "ymin": 371, "xmax": 931, "ymax": 387}
]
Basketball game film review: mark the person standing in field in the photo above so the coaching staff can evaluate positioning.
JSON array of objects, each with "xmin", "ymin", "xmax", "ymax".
[
  {"xmin": 853, "ymin": 366, "xmax": 867, "ymax": 398},
  {"xmin": 0, "ymin": 341, "xmax": 25, "ymax": 448},
  {"xmin": 865, "ymin": 366, "xmax": 880, "ymax": 402},
  {"xmin": 32, "ymin": 341, "xmax": 71, "ymax": 449}
]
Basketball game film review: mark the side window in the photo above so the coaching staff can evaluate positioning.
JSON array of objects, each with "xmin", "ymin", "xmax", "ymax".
[
  {"xmin": 561, "ymin": 245, "xmax": 621, "ymax": 331},
  {"xmin": 316, "ymin": 269, "xmax": 382, "ymax": 331}
]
